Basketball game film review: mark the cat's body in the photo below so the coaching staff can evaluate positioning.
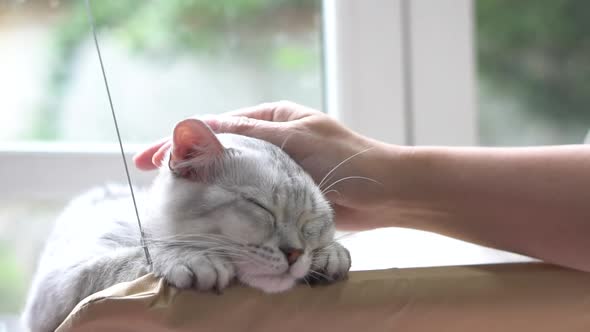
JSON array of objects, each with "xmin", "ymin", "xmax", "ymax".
[{"xmin": 22, "ymin": 120, "xmax": 351, "ymax": 332}]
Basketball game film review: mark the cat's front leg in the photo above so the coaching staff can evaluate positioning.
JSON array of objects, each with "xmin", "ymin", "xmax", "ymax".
[
  {"xmin": 23, "ymin": 248, "xmax": 148, "ymax": 332},
  {"xmin": 309, "ymin": 242, "xmax": 351, "ymax": 283},
  {"xmin": 152, "ymin": 249, "xmax": 236, "ymax": 291}
]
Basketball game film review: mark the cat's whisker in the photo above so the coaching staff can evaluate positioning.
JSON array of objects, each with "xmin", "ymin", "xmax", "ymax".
[
  {"xmin": 146, "ymin": 232, "xmax": 235, "ymax": 240},
  {"xmin": 194, "ymin": 247, "xmax": 255, "ymax": 258},
  {"xmin": 150, "ymin": 237, "xmax": 230, "ymax": 245},
  {"xmin": 313, "ymin": 241, "xmax": 343, "ymax": 254},
  {"xmin": 213, "ymin": 251, "xmax": 252, "ymax": 260},
  {"xmin": 146, "ymin": 239, "xmax": 222, "ymax": 245},
  {"xmin": 145, "ymin": 237, "xmax": 242, "ymax": 248},
  {"xmin": 143, "ymin": 242, "xmax": 255, "ymax": 260},
  {"xmin": 318, "ymin": 147, "xmax": 375, "ymax": 189},
  {"xmin": 321, "ymin": 175, "xmax": 382, "ymax": 194},
  {"xmin": 148, "ymin": 242, "xmax": 238, "ymax": 250},
  {"xmin": 147, "ymin": 233, "xmax": 238, "ymax": 245},
  {"xmin": 318, "ymin": 241, "xmax": 340, "ymax": 249},
  {"xmin": 225, "ymin": 254, "xmax": 270, "ymax": 269},
  {"xmin": 334, "ymin": 231, "xmax": 361, "ymax": 241},
  {"xmin": 307, "ymin": 269, "xmax": 331, "ymax": 280},
  {"xmin": 321, "ymin": 189, "xmax": 342, "ymax": 199},
  {"xmin": 301, "ymin": 276, "xmax": 312, "ymax": 287},
  {"xmin": 207, "ymin": 248, "xmax": 253, "ymax": 256},
  {"xmin": 280, "ymin": 132, "xmax": 294, "ymax": 150},
  {"xmin": 193, "ymin": 247, "xmax": 275, "ymax": 267},
  {"xmin": 313, "ymin": 248, "xmax": 333, "ymax": 255}
]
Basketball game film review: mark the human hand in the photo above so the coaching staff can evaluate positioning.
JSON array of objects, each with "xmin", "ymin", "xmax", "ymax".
[{"xmin": 133, "ymin": 101, "xmax": 400, "ymax": 230}]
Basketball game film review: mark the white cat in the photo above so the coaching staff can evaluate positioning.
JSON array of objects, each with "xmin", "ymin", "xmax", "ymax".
[{"xmin": 22, "ymin": 119, "xmax": 351, "ymax": 332}]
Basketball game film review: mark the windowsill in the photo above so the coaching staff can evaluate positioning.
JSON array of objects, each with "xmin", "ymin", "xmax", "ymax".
[
  {"xmin": 0, "ymin": 142, "xmax": 148, "ymax": 154},
  {"xmin": 340, "ymin": 227, "xmax": 534, "ymax": 271}
]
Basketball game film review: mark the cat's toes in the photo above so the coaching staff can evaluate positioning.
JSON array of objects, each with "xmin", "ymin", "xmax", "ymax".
[
  {"xmin": 166, "ymin": 265, "xmax": 195, "ymax": 289},
  {"xmin": 188, "ymin": 256, "xmax": 219, "ymax": 290},
  {"xmin": 156, "ymin": 255, "xmax": 236, "ymax": 291},
  {"xmin": 207, "ymin": 256, "xmax": 235, "ymax": 290},
  {"xmin": 308, "ymin": 243, "xmax": 351, "ymax": 283}
]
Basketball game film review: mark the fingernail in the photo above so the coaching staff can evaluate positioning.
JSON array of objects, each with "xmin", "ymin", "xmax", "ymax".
[
  {"xmin": 152, "ymin": 155, "xmax": 161, "ymax": 167},
  {"xmin": 203, "ymin": 118, "xmax": 220, "ymax": 132}
]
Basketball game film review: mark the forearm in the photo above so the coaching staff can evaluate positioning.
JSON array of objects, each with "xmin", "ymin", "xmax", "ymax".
[{"xmin": 386, "ymin": 144, "xmax": 590, "ymax": 271}]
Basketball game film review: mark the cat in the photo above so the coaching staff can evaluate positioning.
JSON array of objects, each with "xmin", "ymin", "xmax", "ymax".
[{"xmin": 22, "ymin": 119, "xmax": 351, "ymax": 332}]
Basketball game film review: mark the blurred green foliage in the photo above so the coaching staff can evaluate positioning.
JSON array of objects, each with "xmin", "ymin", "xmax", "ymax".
[
  {"xmin": 31, "ymin": 0, "xmax": 319, "ymax": 140},
  {"xmin": 477, "ymin": 0, "xmax": 590, "ymax": 124},
  {"xmin": 0, "ymin": 244, "xmax": 25, "ymax": 312},
  {"xmin": 17, "ymin": 0, "xmax": 590, "ymax": 142}
]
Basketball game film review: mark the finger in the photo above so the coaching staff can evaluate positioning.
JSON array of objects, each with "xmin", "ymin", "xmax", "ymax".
[
  {"xmin": 203, "ymin": 116, "xmax": 290, "ymax": 148},
  {"xmin": 223, "ymin": 104, "xmax": 278, "ymax": 121},
  {"xmin": 152, "ymin": 140, "xmax": 172, "ymax": 168},
  {"xmin": 222, "ymin": 101, "xmax": 318, "ymax": 122},
  {"xmin": 133, "ymin": 137, "xmax": 170, "ymax": 170}
]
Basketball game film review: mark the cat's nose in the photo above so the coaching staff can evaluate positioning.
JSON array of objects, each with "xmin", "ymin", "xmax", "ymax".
[{"xmin": 280, "ymin": 247, "xmax": 303, "ymax": 266}]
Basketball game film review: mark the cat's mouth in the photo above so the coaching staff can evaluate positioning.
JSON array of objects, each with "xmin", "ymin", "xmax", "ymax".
[
  {"xmin": 234, "ymin": 261, "xmax": 311, "ymax": 293},
  {"xmin": 237, "ymin": 272, "xmax": 300, "ymax": 293},
  {"xmin": 229, "ymin": 245, "xmax": 314, "ymax": 293}
]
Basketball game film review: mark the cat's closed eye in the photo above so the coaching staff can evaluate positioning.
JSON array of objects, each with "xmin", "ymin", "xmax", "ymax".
[
  {"xmin": 301, "ymin": 222, "xmax": 321, "ymax": 240},
  {"xmin": 244, "ymin": 197, "xmax": 276, "ymax": 225},
  {"xmin": 302, "ymin": 227, "xmax": 315, "ymax": 239}
]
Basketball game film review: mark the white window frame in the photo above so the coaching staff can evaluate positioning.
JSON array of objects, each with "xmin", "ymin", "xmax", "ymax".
[
  {"xmin": 324, "ymin": 0, "xmax": 476, "ymax": 146},
  {"xmin": 323, "ymin": 0, "xmax": 407, "ymax": 144},
  {"xmin": 0, "ymin": 0, "xmax": 529, "ymax": 287},
  {"xmin": 0, "ymin": 0, "xmax": 477, "ymax": 199},
  {"xmin": 0, "ymin": 143, "xmax": 155, "ymax": 201},
  {"xmin": 405, "ymin": 0, "xmax": 477, "ymax": 145},
  {"xmin": 321, "ymin": 0, "xmax": 519, "ymax": 271}
]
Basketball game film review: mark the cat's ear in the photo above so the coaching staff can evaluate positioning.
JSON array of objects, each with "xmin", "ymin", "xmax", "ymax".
[{"xmin": 169, "ymin": 119, "xmax": 224, "ymax": 178}]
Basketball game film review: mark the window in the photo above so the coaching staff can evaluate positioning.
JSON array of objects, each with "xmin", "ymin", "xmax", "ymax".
[
  {"xmin": 5, "ymin": 0, "xmax": 573, "ymax": 324},
  {"xmin": 394, "ymin": 0, "xmax": 590, "ymax": 146},
  {"xmin": 325, "ymin": 0, "xmax": 529, "ymax": 272},
  {"xmin": 476, "ymin": 0, "xmax": 590, "ymax": 146},
  {"xmin": 1, "ymin": 0, "xmax": 323, "ymax": 144},
  {"xmin": 0, "ymin": 0, "xmax": 322, "ymax": 320}
]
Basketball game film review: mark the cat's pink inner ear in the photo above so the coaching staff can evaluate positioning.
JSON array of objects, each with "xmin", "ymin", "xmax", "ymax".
[{"xmin": 170, "ymin": 119, "xmax": 224, "ymax": 163}]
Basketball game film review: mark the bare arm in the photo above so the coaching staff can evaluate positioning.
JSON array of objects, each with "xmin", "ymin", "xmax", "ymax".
[
  {"xmin": 381, "ymin": 144, "xmax": 590, "ymax": 271},
  {"xmin": 134, "ymin": 101, "xmax": 590, "ymax": 272}
]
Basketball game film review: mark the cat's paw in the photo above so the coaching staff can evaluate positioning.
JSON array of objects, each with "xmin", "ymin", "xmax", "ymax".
[
  {"xmin": 308, "ymin": 242, "xmax": 351, "ymax": 284},
  {"xmin": 153, "ymin": 253, "xmax": 236, "ymax": 291}
]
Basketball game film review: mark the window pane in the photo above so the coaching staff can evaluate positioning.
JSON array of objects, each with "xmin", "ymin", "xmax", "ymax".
[
  {"xmin": 0, "ymin": 0, "xmax": 323, "ymax": 144},
  {"xmin": 476, "ymin": 0, "xmax": 590, "ymax": 146},
  {"xmin": 0, "ymin": 0, "xmax": 322, "ymax": 320}
]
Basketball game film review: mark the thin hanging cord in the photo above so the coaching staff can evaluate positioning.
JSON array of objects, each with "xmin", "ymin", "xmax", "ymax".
[{"xmin": 83, "ymin": 0, "xmax": 153, "ymax": 269}]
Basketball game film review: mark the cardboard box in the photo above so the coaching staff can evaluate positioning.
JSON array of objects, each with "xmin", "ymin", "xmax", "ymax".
[{"xmin": 57, "ymin": 263, "xmax": 590, "ymax": 332}]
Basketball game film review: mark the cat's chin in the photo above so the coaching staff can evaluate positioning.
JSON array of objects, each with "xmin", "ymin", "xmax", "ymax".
[{"xmin": 238, "ymin": 274, "xmax": 297, "ymax": 293}]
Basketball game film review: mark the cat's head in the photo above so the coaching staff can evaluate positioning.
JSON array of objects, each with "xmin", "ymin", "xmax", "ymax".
[{"xmin": 149, "ymin": 118, "xmax": 335, "ymax": 293}]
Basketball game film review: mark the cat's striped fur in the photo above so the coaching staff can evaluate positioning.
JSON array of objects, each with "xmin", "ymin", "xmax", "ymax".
[{"xmin": 22, "ymin": 120, "xmax": 350, "ymax": 332}]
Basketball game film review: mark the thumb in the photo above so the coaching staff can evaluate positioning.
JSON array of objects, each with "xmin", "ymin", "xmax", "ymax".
[{"xmin": 203, "ymin": 116, "xmax": 288, "ymax": 147}]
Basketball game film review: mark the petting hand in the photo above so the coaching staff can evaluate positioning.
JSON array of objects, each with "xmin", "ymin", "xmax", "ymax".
[{"xmin": 133, "ymin": 101, "xmax": 401, "ymax": 230}]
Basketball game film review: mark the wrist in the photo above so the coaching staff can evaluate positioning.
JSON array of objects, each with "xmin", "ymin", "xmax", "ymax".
[{"xmin": 376, "ymin": 144, "xmax": 449, "ymax": 230}]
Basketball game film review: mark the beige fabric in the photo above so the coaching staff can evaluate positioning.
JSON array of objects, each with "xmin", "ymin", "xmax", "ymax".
[{"xmin": 57, "ymin": 263, "xmax": 590, "ymax": 332}]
